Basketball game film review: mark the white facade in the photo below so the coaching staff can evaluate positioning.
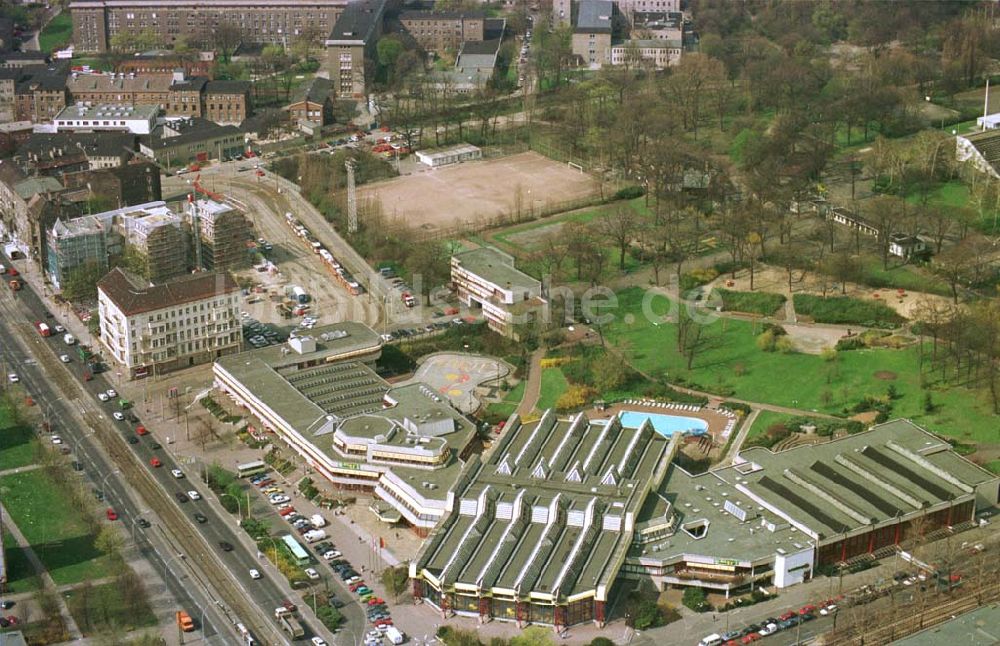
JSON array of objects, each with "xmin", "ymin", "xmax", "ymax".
[
  {"xmin": 773, "ymin": 546, "xmax": 815, "ymax": 588},
  {"xmin": 53, "ymin": 103, "xmax": 158, "ymax": 135},
  {"xmin": 416, "ymin": 144, "xmax": 482, "ymax": 168},
  {"xmin": 610, "ymin": 40, "xmax": 682, "ymax": 68},
  {"xmin": 98, "ymin": 275, "xmax": 241, "ymax": 378},
  {"xmin": 450, "ymin": 247, "xmax": 543, "ymax": 338},
  {"xmin": 617, "ymin": 0, "xmax": 679, "ymax": 16}
]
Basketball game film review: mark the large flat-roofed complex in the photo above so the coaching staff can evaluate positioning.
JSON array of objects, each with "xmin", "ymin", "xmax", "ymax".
[
  {"xmin": 411, "ymin": 415, "xmax": 999, "ymax": 629},
  {"xmin": 412, "ymin": 411, "xmax": 675, "ymax": 628},
  {"xmin": 214, "ymin": 323, "xmax": 479, "ymax": 534},
  {"xmin": 70, "ymin": 0, "xmax": 348, "ymax": 53}
]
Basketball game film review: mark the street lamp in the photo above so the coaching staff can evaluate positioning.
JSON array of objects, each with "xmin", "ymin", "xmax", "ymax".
[
  {"xmin": 218, "ymin": 492, "xmax": 244, "ymax": 522},
  {"xmin": 100, "ymin": 469, "xmax": 121, "ymax": 497}
]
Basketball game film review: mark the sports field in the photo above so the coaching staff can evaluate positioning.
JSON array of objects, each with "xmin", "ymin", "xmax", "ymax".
[{"xmin": 359, "ymin": 152, "xmax": 600, "ymax": 234}]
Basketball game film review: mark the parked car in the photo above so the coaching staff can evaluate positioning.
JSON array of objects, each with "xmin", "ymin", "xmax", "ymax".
[
  {"xmin": 106, "ymin": 508, "xmax": 118, "ymax": 521},
  {"xmin": 149, "ymin": 457, "xmax": 162, "ymax": 467},
  {"xmin": 250, "ymin": 568, "xmax": 262, "ymax": 580},
  {"xmin": 171, "ymin": 469, "xmax": 185, "ymax": 478},
  {"xmin": 305, "ymin": 568, "xmax": 320, "ymax": 580},
  {"xmin": 112, "ymin": 411, "xmax": 125, "ymax": 421},
  {"xmin": 219, "ymin": 541, "xmax": 234, "ymax": 551},
  {"xmin": 98, "ymin": 392, "xmax": 109, "ymax": 402},
  {"xmin": 175, "ymin": 492, "xmax": 189, "ymax": 503},
  {"xmin": 187, "ymin": 490, "xmax": 201, "ymax": 501}
]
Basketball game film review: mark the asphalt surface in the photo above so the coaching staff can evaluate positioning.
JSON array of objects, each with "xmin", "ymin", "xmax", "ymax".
[{"xmin": 0, "ymin": 252, "xmax": 326, "ymax": 645}]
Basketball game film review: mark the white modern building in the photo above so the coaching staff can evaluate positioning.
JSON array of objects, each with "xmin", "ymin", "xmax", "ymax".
[
  {"xmin": 450, "ymin": 246, "xmax": 544, "ymax": 339},
  {"xmin": 97, "ymin": 267, "xmax": 242, "ymax": 378},
  {"xmin": 416, "ymin": 143, "xmax": 482, "ymax": 168},
  {"xmin": 610, "ymin": 39, "xmax": 683, "ymax": 68},
  {"xmin": 53, "ymin": 103, "xmax": 158, "ymax": 135},
  {"xmin": 212, "ymin": 323, "xmax": 478, "ymax": 535}
]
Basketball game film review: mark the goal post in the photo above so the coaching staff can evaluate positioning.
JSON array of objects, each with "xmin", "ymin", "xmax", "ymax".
[{"xmin": 568, "ymin": 161, "xmax": 584, "ymax": 173}]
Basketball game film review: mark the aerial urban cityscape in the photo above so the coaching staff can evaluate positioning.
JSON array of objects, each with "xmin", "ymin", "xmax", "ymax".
[{"xmin": 0, "ymin": 1, "xmax": 998, "ymax": 645}]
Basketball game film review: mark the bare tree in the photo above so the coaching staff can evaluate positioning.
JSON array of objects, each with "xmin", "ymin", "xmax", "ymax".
[{"xmin": 599, "ymin": 206, "xmax": 640, "ymax": 271}]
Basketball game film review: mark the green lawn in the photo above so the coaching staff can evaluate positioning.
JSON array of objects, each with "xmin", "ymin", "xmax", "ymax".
[
  {"xmin": 0, "ymin": 408, "xmax": 40, "ymax": 470},
  {"xmin": 0, "ymin": 470, "xmax": 113, "ymax": 586},
  {"xmin": 858, "ymin": 256, "xmax": 951, "ymax": 296},
  {"xmin": 486, "ymin": 380, "xmax": 528, "ymax": 418},
  {"xmin": 985, "ymin": 460, "xmax": 1000, "ymax": 475},
  {"xmin": 39, "ymin": 11, "xmax": 73, "ymax": 53},
  {"xmin": 67, "ymin": 581, "xmax": 158, "ymax": 636},
  {"xmin": 746, "ymin": 411, "xmax": 792, "ymax": 441},
  {"xmin": 1, "ymin": 530, "xmax": 42, "ymax": 594},
  {"xmin": 535, "ymin": 368, "xmax": 569, "ymax": 412},
  {"xmin": 715, "ymin": 288, "xmax": 786, "ymax": 316},
  {"xmin": 604, "ymin": 287, "xmax": 998, "ymax": 444}
]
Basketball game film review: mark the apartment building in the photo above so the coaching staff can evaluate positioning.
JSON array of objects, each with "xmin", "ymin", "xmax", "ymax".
[
  {"xmin": 14, "ymin": 132, "xmax": 136, "ymax": 176},
  {"xmin": 60, "ymin": 162, "xmax": 162, "ymax": 207},
  {"xmin": 616, "ymin": 0, "xmax": 679, "ymax": 17},
  {"xmin": 14, "ymin": 73, "xmax": 69, "ymax": 122},
  {"xmin": 400, "ymin": 10, "xmax": 486, "ymax": 53},
  {"xmin": 67, "ymin": 72, "xmax": 174, "ymax": 109},
  {"xmin": 98, "ymin": 267, "xmax": 242, "ymax": 378},
  {"xmin": 285, "ymin": 77, "xmax": 334, "ymax": 126},
  {"xmin": 572, "ymin": 0, "xmax": 613, "ymax": 68},
  {"xmin": 138, "ymin": 117, "xmax": 244, "ymax": 170},
  {"xmin": 203, "ymin": 80, "xmax": 251, "ymax": 125},
  {"xmin": 0, "ymin": 68, "xmax": 21, "ymax": 121},
  {"xmin": 118, "ymin": 201, "xmax": 188, "ymax": 282},
  {"xmin": 450, "ymin": 246, "xmax": 543, "ymax": 339},
  {"xmin": 46, "ymin": 212, "xmax": 121, "ymax": 289},
  {"xmin": 0, "ymin": 162, "xmax": 71, "ymax": 263},
  {"xmin": 70, "ymin": 0, "xmax": 348, "ymax": 54},
  {"xmin": 115, "ymin": 55, "xmax": 214, "ymax": 78},
  {"xmin": 187, "ymin": 198, "xmax": 253, "ymax": 271},
  {"xmin": 323, "ymin": 0, "xmax": 386, "ymax": 98}
]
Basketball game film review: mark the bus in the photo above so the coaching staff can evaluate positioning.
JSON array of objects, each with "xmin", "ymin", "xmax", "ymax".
[
  {"xmin": 281, "ymin": 534, "xmax": 310, "ymax": 566},
  {"xmin": 237, "ymin": 460, "xmax": 267, "ymax": 478}
]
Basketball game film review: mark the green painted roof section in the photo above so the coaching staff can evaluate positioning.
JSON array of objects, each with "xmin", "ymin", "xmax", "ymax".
[{"xmin": 452, "ymin": 246, "xmax": 540, "ymax": 293}]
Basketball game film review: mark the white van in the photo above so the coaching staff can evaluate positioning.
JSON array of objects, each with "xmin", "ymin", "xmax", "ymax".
[
  {"xmin": 698, "ymin": 635, "xmax": 723, "ymax": 646},
  {"xmin": 63, "ymin": 333, "xmax": 76, "ymax": 345},
  {"xmin": 274, "ymin": 606, "xmax": 291, "ymax": 619}
]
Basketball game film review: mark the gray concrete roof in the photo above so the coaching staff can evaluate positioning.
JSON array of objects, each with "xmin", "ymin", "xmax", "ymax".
[{"xmin": 452, "ymin": 246, "xmax": 540, "ymax": 293}]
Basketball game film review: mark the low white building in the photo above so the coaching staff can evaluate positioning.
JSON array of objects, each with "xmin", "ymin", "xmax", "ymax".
[
  {"xmin": 451, "ymin": 246, "xmax": 544, "ymax": 339},
  {"xmin": 53, "ymin": 103, "xmax": 158, "ymax": 135},
  {"xmin": 416, "ymin": 143, "xmax": 482, "ymax": 168},
  {"xmin": 610, "ymin": 39, "xmax": 683, "ymax": 69},
  {"xmin": 97, "ymin": 267, "xmax": 241, "ymax": 379}
]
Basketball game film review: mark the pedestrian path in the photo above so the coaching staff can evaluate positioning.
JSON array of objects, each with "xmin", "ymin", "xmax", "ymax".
[
  {"xmin": 515, "ymin": 348, "xmax": 545, "ymax": 417},
  {"xmin": 0, "ymin": 502, "xmax": 83, "ymax": 640},
  {"xmin": 0, "ymin": 463, "xmax": 42, "ymax": 477}
]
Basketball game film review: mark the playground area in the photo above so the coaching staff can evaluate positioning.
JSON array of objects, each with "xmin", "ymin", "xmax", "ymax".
[{"xmin": 408, "ymin": 353, "xmax": 512, "ymax": 414}]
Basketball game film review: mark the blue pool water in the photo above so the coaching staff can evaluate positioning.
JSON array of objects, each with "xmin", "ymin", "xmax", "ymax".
[{"xmin": 618, "ymin": 411, "xmax": 709, "ymax": 437}]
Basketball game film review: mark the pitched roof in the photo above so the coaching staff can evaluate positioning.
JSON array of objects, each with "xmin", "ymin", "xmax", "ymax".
[
  {"xmin": 205, "ymin": 80, "xmax": 250, "ymax": 95},
  {"xmin": 98, "ymin": 267, "xmax": 239, "ymax": 316},
  {"xmin": 961, "ymin": 129, "xmax": 1000, "ymax": 175},
  {"xmin": 327, "ymin": 0, "xmax": 387, "ymax": 44}
]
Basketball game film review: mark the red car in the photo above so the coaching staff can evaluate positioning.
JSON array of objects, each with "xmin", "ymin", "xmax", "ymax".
[
  {"xmin": 779, "ymin": 611, "xmax": 797, "ymax": 622},
  {"xmin": 136, "ymin": 425, "xmax": 148, "ymax": 436},
  {"xmin": 106, "ymin": 508, "xmax": 118, "ymax": 521},
  {"xmin": 348, "ymin": 581, "xmax": 366, "ymax": 592},
  {"xmin": 278, "ymin": 507, "xmax": 296, "ymax": 517},
  {"xmin": 367, "ymin": 598, "xmax": 385, "ymax": 606},
  {"xmin": 8, "ymin": 267, "xmax": 18, "ymax": 276},
  {"xmin": 256, "ymin": 479, "xmax": 274, "ymax": 488},
  {"xmin": 4, "ymin": 616, "xmax": 18, "ymax": 626},
  {"xmin": 741, "ymin": 634, "xmax": 760, "ymax": 644},
  {"xmin": 799, "ymin": 604, "xmax": 818, "ymax": 615},
  {"xmin": 149, "ymin": 457, "xmax": 162, "ymax": 467}
]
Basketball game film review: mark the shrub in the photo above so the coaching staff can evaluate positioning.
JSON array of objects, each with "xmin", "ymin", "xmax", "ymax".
[
  {"xmin": 715, "ymin": 288, "xmax": 786, "ymax": 316},
  {"xmin": 556, "ymin": 384, "xmax": 596, "ymax": 411},
  {"xmin": 793, "ymin": 294, "xmax": 904, "ymax": 329},
  {"xmin": 756, "ymin": 329, "xmax": 778, "ymax": 352},
  {"xmin": 614, "ymin": 185, "xmax": 645, "ymax": 200},
  {"xmin": 835, "ymin": 335, "xmax": 866, "ymax": 351},
  {"xmin": 682, "ymin": 587, "xmax": 711, "ymax": 612},
  {"xmin": 632, "ymin": 598, "xmax": 663, "ymax": 629},
  {"xmin": 589, "ymin": 639, "xmax": 615, "ymax": 646},
  {"xmin": 680, "ymin": 267, "xmax": 720, "ymax": 292},
  {"xmin": 774, "ymin": 336, "xmax": 795, "ymax": 353}
]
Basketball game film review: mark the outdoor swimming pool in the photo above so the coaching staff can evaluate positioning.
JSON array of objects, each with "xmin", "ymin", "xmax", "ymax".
[{"xmin": 618, "ymin": 411, "xmax": 709, "ymax": 437}]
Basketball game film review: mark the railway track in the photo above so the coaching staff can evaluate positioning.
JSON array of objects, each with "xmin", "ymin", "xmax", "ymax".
[
  {"xmin": 828, "ymin": 581, "xmax": 1000, "ymax": 645},
  {"xmin": 0, "ymin": 293, "xmax": 286, "ymax": 645}
]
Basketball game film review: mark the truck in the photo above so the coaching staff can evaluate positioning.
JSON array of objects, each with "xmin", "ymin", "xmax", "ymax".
[
  {"xmin": 176, "ymin": 610, "xmax": 195, "ymax": 632},
  {"xmin": 385, "ymin": 626, "xmax": 405, "ymax": 645},
  {"xmin": 279, "ymin": 614, "xmax": 304, "ymax": 638},
  {"xmin": 402, "ymin": 292, "xmax": 416, "ymax": 308},
  {"xmin": 310, "ymin": 513, "xmax": 327, "ymax": 528},
  {"xmin": 291, "ymin": 285, "xmax": 311, "ymax": 304},
  {"xmin": 303, "ymin": 529, "xmax": 327, "ymax": 543},
  {"xmin": 36, "ymin": 322, "xmax": 51, "ymax": 337}
]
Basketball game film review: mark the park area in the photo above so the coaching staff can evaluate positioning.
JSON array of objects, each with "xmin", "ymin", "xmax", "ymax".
[
  {"xmin": 0, "ymin": 408, "xmax": 39, "ymax": 470},
  {"xmin": 359, "ymin": 151, "xmax": 601, "ymax": 235},
  {"xmin": 599, "ymin": 287, "xmax": 995, "ymax": 445},
  {"xmin": 0, "ymin": 469, "xmax": 114, "ymax": 586}
]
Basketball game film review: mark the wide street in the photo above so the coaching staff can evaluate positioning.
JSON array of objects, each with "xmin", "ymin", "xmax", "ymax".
[{"xmin": 0, "ymin": 250, "xmax": 335, "ymax": 645}]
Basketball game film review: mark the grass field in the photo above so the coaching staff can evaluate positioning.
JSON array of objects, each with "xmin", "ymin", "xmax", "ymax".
[
  {"xmin": 67, "ymin": 581, "xmax": 158, "ymax": 636},
  {"xmin": 39, "ymin": 11, "xmax": 73, "ymax": 53},
  {"xmin": 487, "ymin": 196, "xmax": 719, "ymax": 282},
  {"xmin": 0, "ymin": 409, "xmax": 39, "ymax": 470},
  {"xmin": 486, "ymin": 380, "xmax": 527, "ymax": 418},
  {"xmin": 716, "ymin": 288, "xmax": 786, "ymax": 316},
  {"xmin": 604, "ymin": 287, "xmax": 997, "ymax": 444},
  {"xmin": 535, "ymin": 368, "xmax": 570, "ymax": 412},
  {"xmin": 1, "ymin": 529, "xmax": 42, "ymax": 594},
  {"xmin": 0, "ymin": 470, "xmax": 113, "ymax": 586},
  {"xmin": 746, "ymin": 411, "xmax": 792, "ymax": 441}
]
